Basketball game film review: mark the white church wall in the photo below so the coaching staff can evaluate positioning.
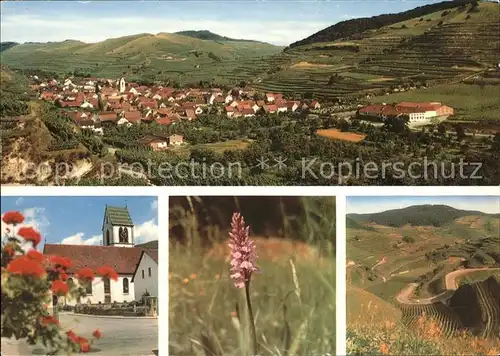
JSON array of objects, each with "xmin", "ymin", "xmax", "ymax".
[
  {"xmin": 62, "ymin": 275, "xmax": 135, "ymax": 306},
  {"xmin": 133, "ymin": 254, "xmax": 158, "ymax": 300},
  {"xmin": 111, "ymin": 275, "xmax": 136, "ymax": 303}
]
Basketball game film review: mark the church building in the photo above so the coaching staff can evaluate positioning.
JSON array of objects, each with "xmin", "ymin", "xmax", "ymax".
[{"xmin": 43, "ymin": 205, "xmax": 158, "ymax": 305}]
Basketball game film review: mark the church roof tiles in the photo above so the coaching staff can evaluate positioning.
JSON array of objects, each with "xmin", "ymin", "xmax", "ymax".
[{"xmin": 104, "ymin": 206, "xmax": 134, "ymax": 227}]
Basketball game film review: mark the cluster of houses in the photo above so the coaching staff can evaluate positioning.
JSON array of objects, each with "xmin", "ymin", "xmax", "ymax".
[
  {"xmin": 358, "ymin": 101, "xmax": 454, "ymax": 126},
  {"xmin": 32, "ymin": 76, "xmax": 322, "ymax": 136},
  {"xmin": 224, "ymin": 93, "xmax": 320, "ymax": 118}
]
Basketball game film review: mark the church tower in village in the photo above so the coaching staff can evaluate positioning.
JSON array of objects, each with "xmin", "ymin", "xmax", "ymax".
[
  {"xmin": 119, "ymin": 77, "xmax": 126, "ymax": 93},
  {"xmin": 102, "ymin": 205, "xmax": 135, "ymax": 247}
]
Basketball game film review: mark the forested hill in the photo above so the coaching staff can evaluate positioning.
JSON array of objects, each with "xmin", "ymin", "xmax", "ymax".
[
  {"xmin": 288, "ymin": 0, "xmax": 477, "ymax": 48},
  {"xmin": 347, "ymin": 204, "xmax": 499, "ymax": 227}
]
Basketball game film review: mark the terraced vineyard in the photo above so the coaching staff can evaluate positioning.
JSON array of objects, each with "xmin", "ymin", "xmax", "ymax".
[
  {"xmin": 251, "ymin": 2, "xmax": 499, "ymax": 100},
  {"xmin": 450, "ymin": 277, "xmax": 500, "ymax": 339},
  {"xmin": 401, "ymin": 302, "xmax": 464, "ymax": 337},
  {"xmin": 399, "ymin": 277, "xmax": 500, "ymax": 339}
]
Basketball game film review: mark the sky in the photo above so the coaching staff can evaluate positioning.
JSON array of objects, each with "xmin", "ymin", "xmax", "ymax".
[
  {"xmin": 0, "ymin": 0, "xmax": 445, "ymax": 46},
  {"xmin": 1, "ymin": 196, "xmax": 158, "ymax": 250},
  {"xmin": 347, "ymin": 196, "xmax": 500, "ymax": 215}
]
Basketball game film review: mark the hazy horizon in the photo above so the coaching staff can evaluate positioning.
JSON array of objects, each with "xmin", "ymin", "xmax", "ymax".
[{"xmin": 1, "ymin": 0, "xmax": 445, "ymax": 46}]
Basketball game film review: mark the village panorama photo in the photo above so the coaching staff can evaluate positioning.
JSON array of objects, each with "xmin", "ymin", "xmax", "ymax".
[
  {"xmin": 0, "ymin": 0, "xmax": 499, "ymax": 186},
  {"xmin": 1, "ymin": 196, "xmax": 159, "ymax": 355}
]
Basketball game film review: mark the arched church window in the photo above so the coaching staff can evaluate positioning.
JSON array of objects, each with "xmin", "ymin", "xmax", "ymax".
[
  {"xmin": 123, "ymin": 278, "xmax": 129, "ymax": 294},
  {"xmin": 103, "ymin": 278, "xmax": 110, "ymax": 294},
  {"xmin": 106, "ymin": 230, "xmax": 110, "ymax": 245},
  {"xmin": 85, "ymin": 281, "xmax": 92, "ymax": 295}
]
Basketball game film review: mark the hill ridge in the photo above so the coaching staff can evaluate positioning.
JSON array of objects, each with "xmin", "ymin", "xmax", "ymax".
[
  {"xmin": 288, "ymin": 0, "xmax": 478, "ymax": 48},
  {"xmin": 348, "ymin": 204, "xmax": 499, "ymax": 227}
]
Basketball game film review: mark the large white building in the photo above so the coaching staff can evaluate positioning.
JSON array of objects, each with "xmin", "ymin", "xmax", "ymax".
[
  {"xmin": 44, "ymin": 205, "xmax": 158, "ymax": 306},
  {"xmin": 358, "ymin": 102, "xmax": 455, "ymax": 127}
]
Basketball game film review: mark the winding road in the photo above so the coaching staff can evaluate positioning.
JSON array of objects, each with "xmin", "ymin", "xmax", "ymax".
[{"xmin": 396, "ymin": 268, "xmax": 500, "ymax": 305}]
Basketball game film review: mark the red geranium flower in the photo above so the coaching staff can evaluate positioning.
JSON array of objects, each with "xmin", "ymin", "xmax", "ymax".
[
  {"xmin": 27, "ymin": 250, "xmax": 44, "ymax": 263},
  {"xmin": 96, "ymin": 266, "xmax": 119, "ymax": 281},
  {"xmin": 66, "ymin": 330, "xmax": 78, "ymax": 343},
  {"xmin": 92, "ymin": 329, "xmax": 102, "ymax": 339},
  {"xmin": 76, "ymin": 268, "xmax": 95, "ymax": 282},
  {"xmin": 60, "ymin": 272, "xmax": 69, "ymax": 281},
  {"xmin": 2, "ymin": 211, "xmax": 25, "ymax": 225},
  {"xmin": 40, "ymin": 316, "xmax": 59, "ymax": 326},
  {"xmin": 7, "ymin": 256, "xmax": 46, "ymax": 278},
  {"xmin": 77, "ymin": 337, "xmax": 90, "ymax": 353},
  {"xmin": 4, "ymin": 246, "xmax": 15, "ymax": 257},
  {"xmin": 17, "ymin": 227, "xmax": 42, "ymax": 247},
  {"xmin": 51, "ymin": 280, "xmax": 69, "ymax": 296},
  {"xmin": 50, "ymin": 255, "xmax": 72, "ymax": 269}
]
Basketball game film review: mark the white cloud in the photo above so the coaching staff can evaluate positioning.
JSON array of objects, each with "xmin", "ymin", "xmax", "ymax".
[
  {"xmin": 15, "ymin": 197, "xmax": 24, "ymax": 206},
  {"xmin": 0, "ymin": 14, "xmax": 330, "ymax": 46},
  {"xmin": 61, "ymin": 233, "xmax": 101, "ymax": 245},
  {"xmin": 150, "ymin": 200, "xmax": 158, "ymax": 213},
  {"xmin": 134, "ymin": 219, "xmax": 158, "ymax": 244},
  {"xmin": 1, "ymin": 207, "xmax": 50, "ymax": 251}
]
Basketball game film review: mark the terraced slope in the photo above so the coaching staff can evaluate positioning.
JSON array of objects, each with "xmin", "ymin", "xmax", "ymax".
[
  {"xmin": 253, "ymin": 2, "xmax": 499, "ymax": 99},
  {"xmin": 401, "ymin": 302, "xmax": 464, "ymax": 337},
  {"xmin": 450, "ymin": 277, "xmax": 500, "ymax": 338}
]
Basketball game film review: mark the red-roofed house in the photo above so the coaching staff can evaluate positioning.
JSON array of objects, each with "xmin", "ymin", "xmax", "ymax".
[
  {"xmin": 138, "ymin": 135, "xmax": 169, "ymax": 151},
  {"xmin": 43, "ymin": 205, "xmax": 158, "ymax": 305},
  {"xmin": 263, "ymin": 104, "xmax": 278, "ymax": 114},
  {"xmin": 266, "ymin": 93, "xmax": 275, "ymax": 103},
  {"xmin": 119, "ymin": 111, "xmax": 142, "ymax": 125},
  {"xmin": 311, "ymin": 100, "xmax": 321, "ymax": 109},
  {"xmin": 40, "ymin": 92, "xmax": 55, "ymax": 101},
  {"xmin": 225, "ymin": 106, "xmax": 235, "ymax": 118},
  {"xmin": 98, "ymin": 111, "xmax": 118, "ymax": 125},
  {"xmin": 185, "ymin": 109, "xmax": 196, "ymax": 120}
]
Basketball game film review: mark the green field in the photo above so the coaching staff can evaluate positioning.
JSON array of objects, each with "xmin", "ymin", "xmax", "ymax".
[{"xmin": 170, "ymin": 139, "xmax": 252, "ymax": 158}]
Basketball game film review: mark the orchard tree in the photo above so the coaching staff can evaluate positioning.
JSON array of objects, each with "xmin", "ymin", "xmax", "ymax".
[{"xmin": 1, "ymin": 211, "xmax": 113, "ymax": 354}]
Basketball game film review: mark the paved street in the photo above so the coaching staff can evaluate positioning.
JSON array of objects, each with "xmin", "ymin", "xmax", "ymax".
[{"xmin": 1, "ymin": 313, "xmax": 158, "ymax": 356}]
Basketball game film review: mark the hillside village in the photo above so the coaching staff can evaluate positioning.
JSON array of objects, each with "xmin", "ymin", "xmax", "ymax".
[
  {"xmin": 31, "ymin": 74, "xmax": 461, "ymax": 150},
  {"xmin": 32, "ymin": 76, "xmax": 323, "ymax": 149}
]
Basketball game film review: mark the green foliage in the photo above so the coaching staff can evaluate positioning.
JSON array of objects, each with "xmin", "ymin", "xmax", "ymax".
[
  {"xmin": 402, "ymin": 235, "xmax": 416, "ymax": 243},
  {"xmin": 347, "ymin": 327, "xmax": 444, "ymax": 355}
]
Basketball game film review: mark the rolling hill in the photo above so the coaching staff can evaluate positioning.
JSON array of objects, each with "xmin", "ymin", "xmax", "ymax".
[
  {"xmin": 347, "ymin": 204, "xmax": 500, "ymax": 227},
  {"xmin": 0, "ymin": 32, "xmax": 282, "ymax": 83},
  {"xmin": 174, "ymin": 30, "xmax": 264, "ymax": 43}
]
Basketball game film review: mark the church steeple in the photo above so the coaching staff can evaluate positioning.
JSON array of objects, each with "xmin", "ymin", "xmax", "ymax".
[{"xmin": 102, "ymin": 205, "xmax": 135, "ymax": 247}]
